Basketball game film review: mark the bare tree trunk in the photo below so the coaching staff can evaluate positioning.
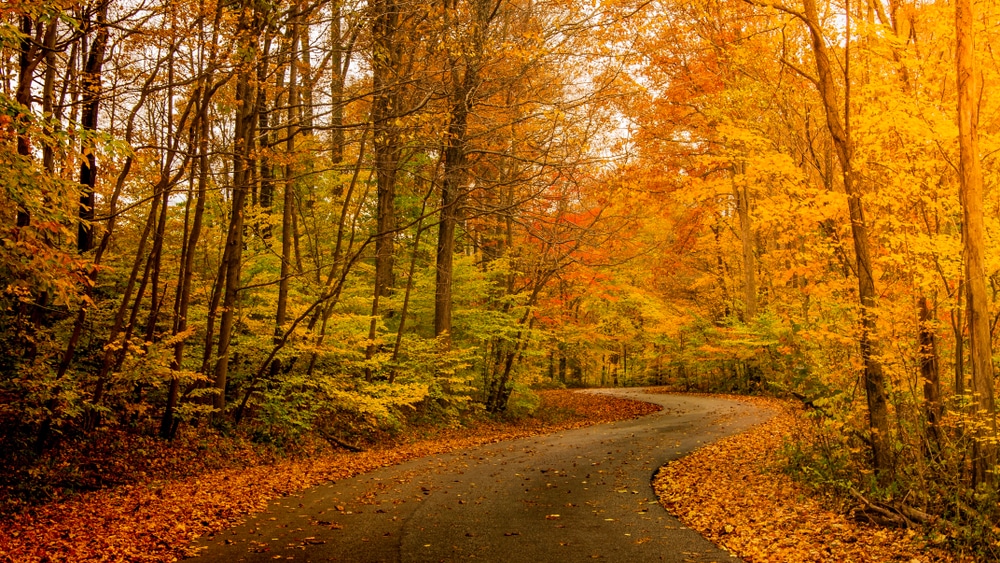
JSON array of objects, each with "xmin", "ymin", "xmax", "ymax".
[
  {"xmin": 372, "ymin": 0, "xmax": 400, "ymax": 302},
  {"xmin": 306, "ymin": 128, "xmax": 368, "ymax": 376},
  {"xmin": 330, "ymin": 5, "xmax": 345, "ymax": 163},
  {"xmin": 435, "ymin": 0, "xmax": 497, "ymax": 344},
  {"xmin": 434, "ymin": 79, "xmax": 471, "ymax": 344},
  {"xmin": 952, "ymin": 285, "xmax": 966, "ymax": 395},
  {"xmin": 257, "ymin": 37, "xmax": 275, "ymax": 239},
  {"xmin": 391, "ymin": 180, "xmax": 436, "ymax": 382},
  {"xmin": 274, "ymin": 13, "xmax": 300, "ymax": 374},
  {"xmin": 710, "ymin": 222, "xmax": 730, "ymax": 319},
  {"xmin": 15, "ymin": 15, "xmax": 40, "ymax": 227},
  {"xmin": 143, "ymin": 175, "xmax": 171, "ymax": 346},
  {"xmin": 91, "ymin": 183, "xmax": 161, "ymax": 407},
  {"xmin": 41, "ymin": 20, "xmax": 58, "ymax": 173}
]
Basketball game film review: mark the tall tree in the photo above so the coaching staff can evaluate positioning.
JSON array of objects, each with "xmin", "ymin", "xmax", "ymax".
[
  {"xmin": 212, "ymin": 0, "xmax": 263, "ymax": 410},
  {"xmin": 777, "ymin": 0, "xmax": 892, "ymax": 478},
  {"xmin": 434, "ymin": 0, "xmax": 496, "ymax": 344},
  {"xmin": 955, "ymin": 0, "xmax": 997, "ymax": 485}
]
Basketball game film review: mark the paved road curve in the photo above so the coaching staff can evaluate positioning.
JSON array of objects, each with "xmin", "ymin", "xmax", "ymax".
[{"xmin": 193, "ymin": 389, "xmax": 769, "ymax": 562}]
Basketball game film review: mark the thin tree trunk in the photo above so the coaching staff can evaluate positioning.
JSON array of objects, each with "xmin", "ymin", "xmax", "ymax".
[
  {"xmin": 15, "ymin": 15, "xmax": 40, "ymax": 227},
  {"xmin": 390, "ymin": 181, "xmax": 435, "ymax": 383},
  {"xmin": 366, "ymin": 0, "xmax": 403, "ymax": 379},
  {"xmin": 330, "ymin": 5, "xmax": 346, "ymax": 163},
  {"xmin": 41, "ymin": 20, "xmax": 58, "ymax": 173},
  {"xmin": 213, "ymin": 3, "xmax": 260, "ymax": 410},
  {"xmin": 952, "ymin": 287, "xmax": 966, "ymax": 395},
  {"xmin": 919, "ymin": 296, "xmax": 943, "ymax": 447},
  {"xmin": 434, "ymin": 80, "xmax": 471, "ymax": 344},
  {"xmin": 734, "ymin": 170, "xmax": 757, "ymax": 319},
  {"xmin": 273, "ymin": 14, "xmax": 300, "ymax": 376},
  {"xmin": 257, "ymin": 38, "xmax": 275, "ymax": 239},
  {"xmin": 306, "ymin": 128, "xmax": 369, "ymax": 376},
  {"xmin": 91, "ymin": 181, "xmax": 162, "ymax": 406}
]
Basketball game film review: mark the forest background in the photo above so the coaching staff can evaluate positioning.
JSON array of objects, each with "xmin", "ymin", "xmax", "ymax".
[{"xmin": 4, "ymin": 0, "xmax": 1000, "ymax": 555}]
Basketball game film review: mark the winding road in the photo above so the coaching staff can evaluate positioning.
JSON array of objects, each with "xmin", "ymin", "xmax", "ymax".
[{"xmin": 193, "ymin": 389, "xmax": 769, "ymax": 562}]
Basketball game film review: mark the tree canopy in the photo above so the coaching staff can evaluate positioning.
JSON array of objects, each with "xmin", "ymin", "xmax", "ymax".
[{"xmin": 4, "ymin": 0, "xmax": 1000, "ymax": 550}]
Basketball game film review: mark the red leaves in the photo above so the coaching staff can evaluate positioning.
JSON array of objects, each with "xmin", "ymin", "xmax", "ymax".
[{"xmin": 535, "ymin": 390, "xmax": 661, "ymax": 424}]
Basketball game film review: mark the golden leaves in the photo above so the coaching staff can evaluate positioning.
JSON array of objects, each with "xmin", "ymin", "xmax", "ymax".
[{"xmin": 653, "ymin": 400, "xmax": 962, "ymax": 563}]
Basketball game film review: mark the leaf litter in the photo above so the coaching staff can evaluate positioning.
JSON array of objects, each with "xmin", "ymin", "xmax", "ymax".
[{"xmin": 652, "ymin": 395, "xmax": 966, "ymax": 563}]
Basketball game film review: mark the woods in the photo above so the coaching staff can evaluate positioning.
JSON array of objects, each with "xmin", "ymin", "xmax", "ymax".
[
  {"xmin": 6, "ymin": 0, "xmax": 1000, "ymax": 556},
  {"xmin": 1, "ymin": 0, "xmax": 627, "ymax": 443}
]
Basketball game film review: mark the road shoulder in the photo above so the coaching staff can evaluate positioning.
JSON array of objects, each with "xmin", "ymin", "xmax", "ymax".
[{"xmin": 652, "ymin": 396, "xmax": 958, "ymax": 562}]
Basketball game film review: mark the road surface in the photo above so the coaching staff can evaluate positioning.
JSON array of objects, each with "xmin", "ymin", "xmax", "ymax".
[{"xmin": 192, "ymin": 389, "xmax": 768, "ymax": 562}]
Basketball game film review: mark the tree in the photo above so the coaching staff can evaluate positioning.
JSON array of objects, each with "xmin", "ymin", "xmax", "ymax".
[
  {"xmin": 743, "ymin": 0, "xmax": 892, "ymax": 479},
  {"xmin": 955, "ymin": 0, "xmax": 996, "ymax": 485}
]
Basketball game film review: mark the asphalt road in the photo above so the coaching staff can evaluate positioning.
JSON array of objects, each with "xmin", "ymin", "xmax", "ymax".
[{"xmin": 192, "ymin": 389, "xmax": 769, "ymax": 563}]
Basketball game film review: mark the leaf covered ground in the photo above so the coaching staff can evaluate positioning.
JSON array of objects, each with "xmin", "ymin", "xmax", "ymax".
[
  {"xmin": 653, "ymin": 395, "xmax": 965, "ymax": 563},
  {"xmin": 0, "ymin": 390, "xmax": 657, "ymax": 562}
]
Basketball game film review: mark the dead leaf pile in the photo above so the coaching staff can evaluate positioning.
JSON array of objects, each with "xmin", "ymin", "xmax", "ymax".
[
  {"xmin": 653, "ymin": 398, "xmax": 961, "ymax": 562},
  {"xmin": 0, "ymin": 390, "xmax": 655, "ymax": 562}
]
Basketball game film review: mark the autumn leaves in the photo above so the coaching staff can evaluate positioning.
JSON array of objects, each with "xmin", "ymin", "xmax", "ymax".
[{"xmin": 628, "ymin": 0, "xmax": 1000, "ymax": 551}]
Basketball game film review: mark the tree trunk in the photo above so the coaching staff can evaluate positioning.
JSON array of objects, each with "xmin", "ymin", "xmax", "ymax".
[
  {"xmin": 213, "ymin": 4, "xmax": 260, "ymax": 410},
  {"xmin": 918, "ymin": 296, "xmax": 943, "ymax": 447},
  {"xmin": 78, "ymin": 3, "xmax": 108, "ymax": 254},
  {"xmin": 306, "ymin": 128, "xmax": 368, "ymax": 376},
  {"xmin": 433, "ymin": 97, "xmax": 469, "ymax": 343},
  {"xmin": 276, "ymin": 17, "xmax": 300, "ymax": 344},
  {"xmin": 365, "ymin": 0, "xmax": 403, "ymax": 379},
  {"xmin": 733, "ymin": 172, "xmax": 757, "ymax": 319},
  {"xmin": 41, "ymin": 20, "xmax": 58, "ymax": 173},
  {"xmin": 956, "ymin": 0, "xmax": 997, "ymax": 485},
  {"xmin": 391, "ymin": 180, "xmax": 435, "ymax": 383},
  {"xmin": 15, "ymin": 14, "xmax": 40, "ymax": 227},
  {"xmin": 330, "ymin": 5, "xmax": 345, "ymax": 163},
  {"xmin": 372, "ymin": 0, "xmax": 400, "ymax": 301},
  {"xmin": 800, "ymin": 0, "xmax": 892, "ymax": 477}
]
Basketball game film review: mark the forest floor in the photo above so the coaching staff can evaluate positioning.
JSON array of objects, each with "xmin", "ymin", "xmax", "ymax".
[
  {"xmin": 648, "ymin": 390, "xmax": 970, "ymax": 563},
  {"xmin": 0, "ymin": 389, "xmax": 970, "ymax": 562}
]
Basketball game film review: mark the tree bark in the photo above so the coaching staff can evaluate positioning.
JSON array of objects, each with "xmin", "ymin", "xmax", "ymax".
[
  {"xmin": 433, "ymin": 96, "xmax": 469, "ymax": 343},
  {"xmin": 365, "ymin": 0, "xmax": 403, "ymax": 379},
  {"xmin": 372, "ymin": 0, "xmax": 400, "ymax": 300},
  {"xmin": 78, "ymin": 2, "xmax": 108, "ymax": 254},
  {"xmin": 956, "ymin": 0, "xmax": 997, "ymax": 485},
  {"xmin": 918, "ymin": 296, "xmax": 943, "ymax": 447},
  {"xmin": 800, "ymin": 0, "xmax": 892, "ymax": 477},
  {"xmin": 733, "ymin": 168, "xmax": 757, "ymax": 319},
  {"xmin": 330, "ymin": 5, "xmax": 345, "ymax": 163},
  {"xmin": 276, "ymin": 16, "xmax": 300, "ymax": 342},
  {"xmin": 212, "ymin": 2, "xmax": 260, "ymax": 410},
  {"xmin": 15, "ymin": 15, "xmax": 41, "ymax": 228}
]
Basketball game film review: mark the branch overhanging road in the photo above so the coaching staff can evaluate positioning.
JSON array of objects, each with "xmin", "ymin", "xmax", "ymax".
[{"xmin": 193, "ymin": 389, "xmax": 770, "ymax": 562}]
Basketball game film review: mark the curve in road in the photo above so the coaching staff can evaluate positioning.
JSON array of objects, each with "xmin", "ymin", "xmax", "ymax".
[{"xmin": 193, "ymin": 389, "xmax": 769, "ymax": 562}]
